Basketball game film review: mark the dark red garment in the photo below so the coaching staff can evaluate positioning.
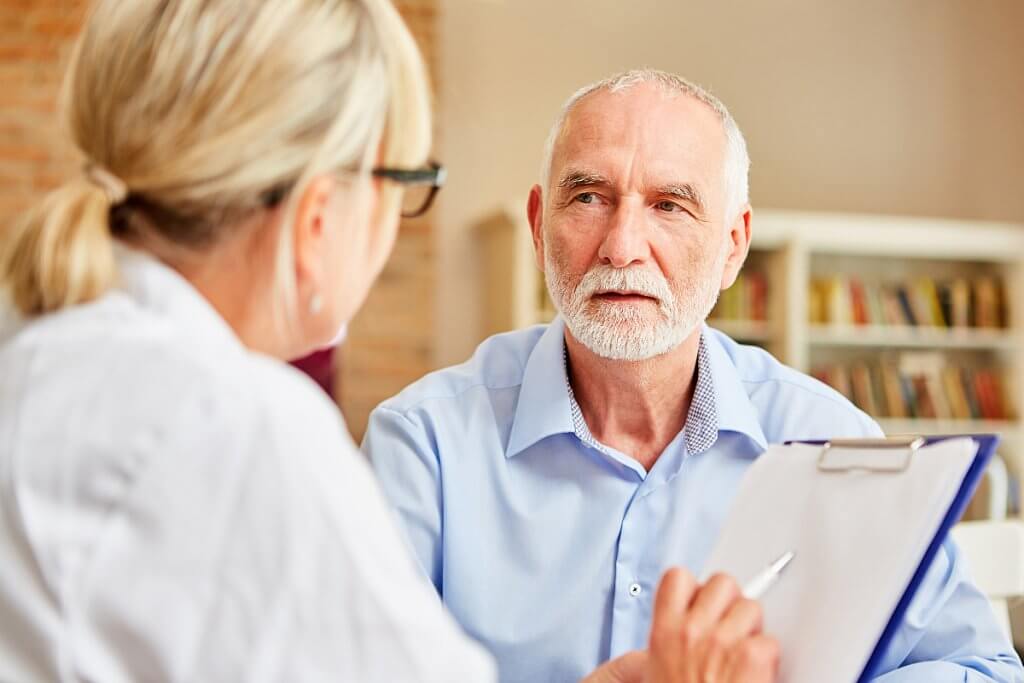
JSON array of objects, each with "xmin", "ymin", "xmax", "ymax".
[{"xmin": 290, "ymin": 348, "xmax": 335, "ymax": 398}]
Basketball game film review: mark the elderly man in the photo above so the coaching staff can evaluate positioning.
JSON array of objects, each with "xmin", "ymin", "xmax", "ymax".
[{"xmin": 363, "ymin": 69, "xmax": 1022, "ymax": 682}]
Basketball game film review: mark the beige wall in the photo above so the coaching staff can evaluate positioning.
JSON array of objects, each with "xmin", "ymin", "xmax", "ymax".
[{"xmin": 436, "ymin": 0, "xmax": 1024, "ymax": 366}]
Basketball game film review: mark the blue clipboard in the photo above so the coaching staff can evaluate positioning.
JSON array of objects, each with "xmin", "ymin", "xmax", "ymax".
[{"xmin": 790, "ymin": 434, "xmax": 999, "ymax": 682}]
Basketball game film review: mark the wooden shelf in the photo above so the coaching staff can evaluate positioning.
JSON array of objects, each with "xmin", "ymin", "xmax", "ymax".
[
  {"xmin": 709, "ymin": 319, "xmax": 773, "ymax": 342},
  {"xmin": 808, "ymin": 324, "xmax": 1018, "ymax": 351},
  {"xmin": 877, "ymin": 418, "xmax": 1020, "ymax": 438}
]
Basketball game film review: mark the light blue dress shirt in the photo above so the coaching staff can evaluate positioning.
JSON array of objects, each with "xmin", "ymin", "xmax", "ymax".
[{"xmin": 364, "ymin": 318, "xmax": 1023, "ymax": 683}]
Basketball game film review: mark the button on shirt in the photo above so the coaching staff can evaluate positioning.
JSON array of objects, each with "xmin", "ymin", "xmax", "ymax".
[
  {"xmin": 0, "ymin": 246, "xmax": 494, "ymax": 683},
  {"xmin": 365, "ymin": 317, "xmax": 1023, "ymax": 683}
]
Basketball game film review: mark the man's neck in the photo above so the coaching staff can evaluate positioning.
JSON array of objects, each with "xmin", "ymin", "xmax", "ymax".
[{"xmin": 565, "ymin": 327, "xmax": 702, "ymax": 471}]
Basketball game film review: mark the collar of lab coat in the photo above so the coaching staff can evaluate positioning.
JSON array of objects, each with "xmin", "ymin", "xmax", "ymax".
[
  {"xmin": 112, "ymin": 242, "xmax": 246, "ymax": 356},
  {"xmin": 0, "ymin": 242, "xmax": 249, "ymax": 353}
]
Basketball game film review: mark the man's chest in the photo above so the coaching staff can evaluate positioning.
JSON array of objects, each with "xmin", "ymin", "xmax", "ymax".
[{"xmin": 437, "ymin": 443, "xmax": 754, "ymax": 677}]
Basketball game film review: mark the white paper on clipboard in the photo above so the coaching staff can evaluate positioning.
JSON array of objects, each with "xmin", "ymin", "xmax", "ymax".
[{"xmin": 701, "ymin": 437, "xmax": 978, "ymax": 683}]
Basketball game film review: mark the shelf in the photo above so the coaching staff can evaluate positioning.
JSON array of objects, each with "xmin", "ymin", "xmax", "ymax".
[
  {"xmin": 808, "ymin": 325, "xmax": 1018, "ymax": 351},
  {"xmin": 877, "ymin": 418, "xmax": 1020, "ymax": 438},
  {"xmin": 709, "ymin": 319, "xmax": 773, "ymax": 342}
]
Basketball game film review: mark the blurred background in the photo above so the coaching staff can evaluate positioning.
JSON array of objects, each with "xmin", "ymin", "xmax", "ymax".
[{"xmin": 4, "ymin": 0, "xmax": 1024, "ymax": 647}]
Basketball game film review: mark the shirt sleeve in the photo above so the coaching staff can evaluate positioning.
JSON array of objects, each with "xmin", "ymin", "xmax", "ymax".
[
  {"xmin": 361, "ymin": 404, "xmax": 445, "ymax": 594},
  {"xmin": 69, "ymin": 375, "xmax": 495, "ymax": 683},
  {"xmin": 867, "ymin": 537, "xmax": 1023, "ymax": 682}
]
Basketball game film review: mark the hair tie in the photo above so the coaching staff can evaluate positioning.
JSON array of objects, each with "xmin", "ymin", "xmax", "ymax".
[{"xmin": 83, "ymin": 163, "xmax": 128, "ymax": 204}]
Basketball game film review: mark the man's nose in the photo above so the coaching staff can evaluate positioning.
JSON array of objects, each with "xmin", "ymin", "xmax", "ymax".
[{"xmin": 597, "ymin": 201, "xmax": 651, "ymax": 268}]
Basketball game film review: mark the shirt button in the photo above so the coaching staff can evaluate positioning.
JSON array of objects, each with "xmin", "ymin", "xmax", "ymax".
[{"xmin": 628, "ymin": 583, "xmax": 642, "ymax": 597}]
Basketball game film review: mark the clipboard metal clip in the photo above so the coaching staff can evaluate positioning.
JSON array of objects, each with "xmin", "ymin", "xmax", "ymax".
[{"xmin": 817, "ymin": 437, "xmax": 926, "ymax": 473}]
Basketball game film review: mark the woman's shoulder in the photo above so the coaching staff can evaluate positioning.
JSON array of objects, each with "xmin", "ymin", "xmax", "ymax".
[{"xmin": 3, "ymin": 290, "xmax": 355, "ymax": 466}]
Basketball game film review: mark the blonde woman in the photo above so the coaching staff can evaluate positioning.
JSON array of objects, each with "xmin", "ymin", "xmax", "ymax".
[{"xmin": 0, "ymin": 1, "xmax": 778, "ymax": 681}]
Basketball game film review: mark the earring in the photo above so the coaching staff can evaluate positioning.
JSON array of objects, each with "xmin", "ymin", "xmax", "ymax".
[{"xmin": 309, "ymin": 292, "xmax": 323, "ymax": 315}]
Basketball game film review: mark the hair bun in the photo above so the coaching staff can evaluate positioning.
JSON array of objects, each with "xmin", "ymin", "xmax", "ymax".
[{"xmin": 84, "ymin": 163, "xmax": 128, "ymax": 204}]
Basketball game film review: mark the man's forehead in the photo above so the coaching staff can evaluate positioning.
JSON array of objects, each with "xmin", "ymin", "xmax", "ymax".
[{"xmin": 553, "ymin": 85, "xmax": 726, "ymax": 184}]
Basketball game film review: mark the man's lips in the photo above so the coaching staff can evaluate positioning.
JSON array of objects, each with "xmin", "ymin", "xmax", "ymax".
[{"xmin": 592, "ymin": 291, "xmax": 659, "ymax": 304}]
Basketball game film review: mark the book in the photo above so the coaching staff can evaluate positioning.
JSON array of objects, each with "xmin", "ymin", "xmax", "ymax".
[
  {"xmin": 974, "ymin": 278, "xmax": 1001, "ymax": 328},
  {"xmin": 918, "ymin": 278, "xmax": 947, "ymax": 327},
  {"xmin": 814, "ymin": 358, "xmax": 1009, "ymax": 422},
  {"xmin": 896, "ymin": 287, "xmax": 918, "ymax": 327},
  {"xmin": 880, "ymin": 364, "xmax": 908, "ymax": 418},
  {"xmin": 712, "ymin": 270, "xmax": 770, "ymax": 323},
  {"xmin": 912, "ymin": 376, "xmax": 936, "ymax": 419},
  {"xmin": 949, "ymin": 279, "xmax": 971, "ymax": 328},
  {"xmin": 807, "ymin": 275, "xmax": 1006, "ymax": 330},
  {"xmin": 942, "ymin": 367, "xmax": 972, "ymax": 420},
  {"xmin": 850, "ymin": 363, "xmax": 879, "ymax": 416}
]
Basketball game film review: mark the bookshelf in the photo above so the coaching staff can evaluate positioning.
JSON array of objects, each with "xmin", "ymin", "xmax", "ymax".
[{"xmin": 478, "ymin": 207, "xmax": 1024, "ymax": 514}]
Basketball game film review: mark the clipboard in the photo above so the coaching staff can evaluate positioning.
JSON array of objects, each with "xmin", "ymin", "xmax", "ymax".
[
  {"xmin": 811, "ymin": 435, "xmax": 997, "ymax": 681},
  {"xmin": 701, "ymin": 434, "xmax": 998, "ymax": 683}
]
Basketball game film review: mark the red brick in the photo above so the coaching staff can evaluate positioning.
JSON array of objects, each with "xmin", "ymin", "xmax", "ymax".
[
  {"xmin": 0, "ymin": 143, "xmax": 50, "ymax": 163},
  {"xmin": 0, "ymin": 42, "xmax": 61, "ymax": 62},
  {"xmin": 29, "ymin": 18, "xmax": 82, "ymax": 38},
  {"xmin": 31, "ymin": 168, "xmax": 67, "ymax": 190},
  {"xmin": 0, "ymin": 90, "xmax": 59, "ymax": 113}
]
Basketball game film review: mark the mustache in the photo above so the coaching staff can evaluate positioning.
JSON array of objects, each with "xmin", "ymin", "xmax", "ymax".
[{"xmin": 574, "ymin": 265, "xmax": 674, "ymax": 305}]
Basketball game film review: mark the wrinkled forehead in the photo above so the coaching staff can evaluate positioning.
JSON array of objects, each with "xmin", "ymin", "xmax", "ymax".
[{"xmin": 550, "ymin": 85, "xmax": 728, "ymax": 197}]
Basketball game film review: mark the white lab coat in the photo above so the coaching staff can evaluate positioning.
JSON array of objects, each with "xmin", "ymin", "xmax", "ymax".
[{"xmin": 0, "ymin": 245, "xmax": 495, "ymax": 682}]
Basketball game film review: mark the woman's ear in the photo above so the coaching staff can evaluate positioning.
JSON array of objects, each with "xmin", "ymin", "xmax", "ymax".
[{"xmin": 292, "ymin": 175, "xmax": 337, "ymax": 300}]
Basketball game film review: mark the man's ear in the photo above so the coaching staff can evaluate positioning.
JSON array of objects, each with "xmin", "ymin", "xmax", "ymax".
[
  {"xmin": 292, "ymin": 175, "xmax": 335, "ymax": 296},
  {"xmin": 720, "ymin": 204, "xmax": 753, "ymax": 291},
  {"xmin": 527, "ymin": 184, "xmax": 545, "ymax": 272}
]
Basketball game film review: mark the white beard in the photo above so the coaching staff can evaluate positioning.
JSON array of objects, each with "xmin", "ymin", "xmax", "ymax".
[{"xmin": 545, "ymin": 244, "xmax": 726, "ymax": 361}]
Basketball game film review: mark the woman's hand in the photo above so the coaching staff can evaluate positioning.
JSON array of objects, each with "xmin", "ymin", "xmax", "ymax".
[
  {"xmin": 645, "ymin": 568, "xmax": 778, "ymax": 682},
  {"xmin": 582, "ymin": 650, "xmax": 648, "ymax": 683},
  {"xmin": 581, "ymin": 568, "xmax": 779, "ymax": 683}
]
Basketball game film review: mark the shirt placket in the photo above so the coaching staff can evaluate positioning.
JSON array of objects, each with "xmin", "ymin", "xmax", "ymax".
[
  {"xmin": 563, "ymin": 334, "xmax": 720, "ymax": 658},
  {"xmin": 608, "ymin": 477, "xmax": 659, "ymax": 657}
]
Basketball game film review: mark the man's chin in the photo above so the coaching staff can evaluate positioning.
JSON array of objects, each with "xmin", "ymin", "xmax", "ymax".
[
  {"xmin": 583, "ymin": 302, "xmax": 663, "ymax": 324},
  {"xmin": 566, "ymin": 312, "xmax": 699, "ymax": 362}
]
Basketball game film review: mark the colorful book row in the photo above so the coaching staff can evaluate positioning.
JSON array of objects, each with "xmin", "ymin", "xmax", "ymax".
[
  {"xmin": 711, "ymin": 272, "xmax": 769, "ymax": 322},
  {"xmin": 809, "ymin": 276, "xmax": 1004, "ymax": 329},
  {"xmin": 812, "ymin": 361, "xmax": 1013, "ymax": 421}
]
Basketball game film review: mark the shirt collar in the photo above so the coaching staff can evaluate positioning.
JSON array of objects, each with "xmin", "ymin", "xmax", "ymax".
[
  {"xmin": 680, "ymin": 334, "xmax": 719, "ymax": 455},
  {"xmin": 506, "ymin": 319, "xmax": 769, "ymax": 458},
  {"xmin": 701, "ymin": 326, "xmax": 768, "ymax": 451},
  {"xmin": 565, "ymin": 335, "xmax": 721, "ymax": 457},
  {"xmin": 505, "ymin": 317, "xmax": 577, "ymax": 458}
]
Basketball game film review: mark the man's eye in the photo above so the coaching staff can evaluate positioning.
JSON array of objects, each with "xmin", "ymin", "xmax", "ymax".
[
  {"xmin": 575, "ymin": 192, "xmax": 597, "ymax": 204},
  {"xmin": 656, "ymin": 200, "xmax": 682, "ymax": 212}
]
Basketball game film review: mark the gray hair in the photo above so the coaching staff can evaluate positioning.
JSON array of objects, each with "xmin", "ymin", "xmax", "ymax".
[{"xmin": 539, "ymin": 68, "xmax": 750, "ymax": 222}]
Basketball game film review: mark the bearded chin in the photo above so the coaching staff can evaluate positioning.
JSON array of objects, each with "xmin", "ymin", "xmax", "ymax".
[
  {"xmin": 569, "ymin": 305, "xmax": 698, "ymax": 361},
  {"xmin": 545, "ymin": 264, "xmax": 721, "ymax": 363}
]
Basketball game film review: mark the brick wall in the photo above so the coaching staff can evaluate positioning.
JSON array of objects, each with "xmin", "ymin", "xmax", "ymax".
[
  {"xmin": 0, "ymin": 1, "xmax": 88, "ymax": 222},
  {"xmin": 340, "ymin": 0, "xmax": 439, "ymax": 441},
  {"xmin": 0, "ymin": 0, "xmax": 440, "ymax": 441}
]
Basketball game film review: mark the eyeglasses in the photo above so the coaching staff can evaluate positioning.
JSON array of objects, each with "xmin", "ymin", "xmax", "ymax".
[
  {"xmin": 373, "ymin": 160, "xmax": 446, "ymax": 218},
  {"xmin": 260, "ymin": 160, "xmax": 446, "ymax": 219}
]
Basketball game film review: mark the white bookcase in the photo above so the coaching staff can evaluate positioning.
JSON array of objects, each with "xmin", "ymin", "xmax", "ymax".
[{"xmin": 478, "ymin": 207, "xmax": 1024, "ymax": 515}]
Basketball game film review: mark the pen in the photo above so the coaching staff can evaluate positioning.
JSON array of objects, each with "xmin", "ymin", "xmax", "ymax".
[{"xmin": 742, "ymin": 551, "xmax": 795, "ymax": 600}]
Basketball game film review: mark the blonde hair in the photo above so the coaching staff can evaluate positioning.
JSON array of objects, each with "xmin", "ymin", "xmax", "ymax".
[{"xmin": 0, "ymin": 0, "xmax": 431, "ymax": 316}]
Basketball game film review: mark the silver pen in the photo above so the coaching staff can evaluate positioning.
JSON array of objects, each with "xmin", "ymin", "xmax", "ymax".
[{"xmin": 742, "ymin": 551, "xmax": 795, "ymax": 600}]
